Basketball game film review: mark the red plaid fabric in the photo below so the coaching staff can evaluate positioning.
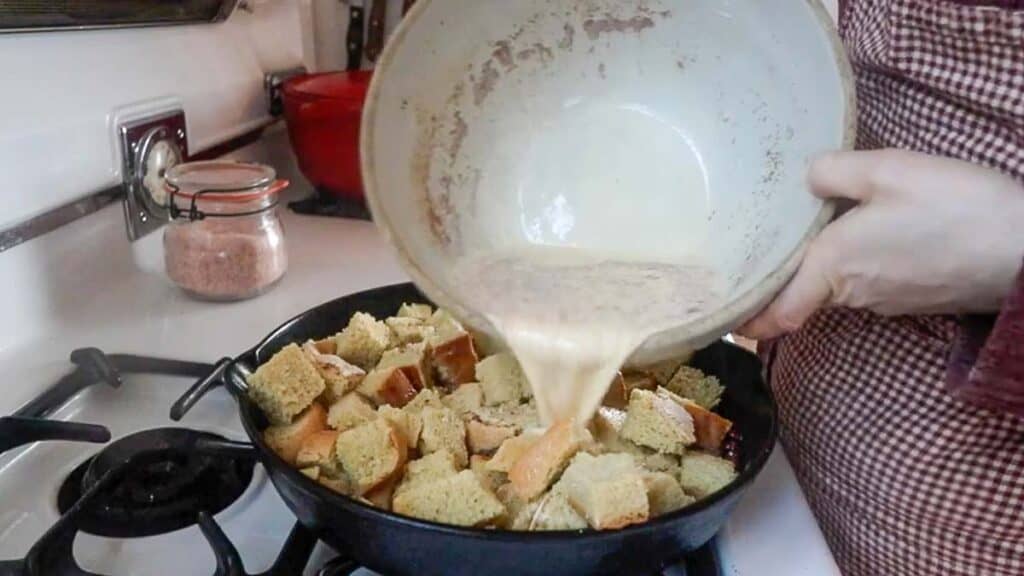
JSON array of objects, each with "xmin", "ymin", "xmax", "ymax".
[{"xmin": 768, "ymin": 1, "xmax": 1024, "ymax": 575}]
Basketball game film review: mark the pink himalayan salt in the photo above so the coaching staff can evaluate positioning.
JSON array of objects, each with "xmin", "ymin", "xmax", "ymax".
[{"xmin": 164, "ymin": 216, "xmax": 287, "ymax": 301}]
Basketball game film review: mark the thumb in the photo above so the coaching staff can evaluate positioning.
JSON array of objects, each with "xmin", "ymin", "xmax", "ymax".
[{"xmin": 737, "ymin": 240, "xmax": 835, "ymax": 341}]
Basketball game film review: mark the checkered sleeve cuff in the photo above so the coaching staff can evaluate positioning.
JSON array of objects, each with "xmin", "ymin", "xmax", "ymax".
[{"xmin": 947, "ymin": 258, "xmax": 1024, "ymax": 418}]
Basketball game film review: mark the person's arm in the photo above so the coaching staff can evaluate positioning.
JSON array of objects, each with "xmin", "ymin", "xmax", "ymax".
[{"xmin": 739, "ymin": 150, "xmax": 1024, "ymax": 416}]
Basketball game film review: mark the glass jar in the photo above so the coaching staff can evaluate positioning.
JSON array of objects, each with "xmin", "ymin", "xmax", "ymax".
[{"xmin": 163, "ymin": 161, "xmax": 289, "ymax": 301}]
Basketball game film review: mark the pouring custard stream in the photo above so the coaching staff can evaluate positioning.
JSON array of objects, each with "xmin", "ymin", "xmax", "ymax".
[{"xmin": 449, "ymin": 245, "xmax": 724, "ymax": 425}]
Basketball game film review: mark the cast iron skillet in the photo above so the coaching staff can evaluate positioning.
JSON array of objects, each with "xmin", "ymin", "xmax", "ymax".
[{"xmin": 180, "ymin": 283, "xmax": 777, "ymax": 576}]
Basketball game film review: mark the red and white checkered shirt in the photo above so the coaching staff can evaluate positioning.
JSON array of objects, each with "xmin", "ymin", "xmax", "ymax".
[{"xmin": 766, "ymin": 1, "xmax": 1024, "ymax": 575}]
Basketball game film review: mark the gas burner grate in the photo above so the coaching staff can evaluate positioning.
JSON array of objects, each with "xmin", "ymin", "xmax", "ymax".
[
  {"xmin": 56, "ymin": 428, "xmax": 256, "ymax": 538},
  {"xmin": 288, "ymin": 189, "xmax": 372, "ymax": 221}
]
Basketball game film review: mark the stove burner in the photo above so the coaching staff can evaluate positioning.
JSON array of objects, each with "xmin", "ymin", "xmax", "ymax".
[
  {"xmin": 288, "ymin": 190, "xmax": 372, "ymax": 221},
  {"xmin": 56, "ymin": 428, "xmax": 256, "ymax": 538}
]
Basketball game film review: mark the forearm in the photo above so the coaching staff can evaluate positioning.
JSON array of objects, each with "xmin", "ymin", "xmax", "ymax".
[{"xmin": 947, "ymin": 258, "xmax": 1024, "ymax": 418}]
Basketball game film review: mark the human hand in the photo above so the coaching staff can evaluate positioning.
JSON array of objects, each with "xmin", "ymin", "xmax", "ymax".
[{"xmin": 739, "ymin": 149, "xmax": 1024, "ymax": 341}]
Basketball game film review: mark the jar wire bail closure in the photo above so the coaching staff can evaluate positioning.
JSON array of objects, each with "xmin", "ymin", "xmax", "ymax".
[{"xmin": 166, "ymin": 179, "xmax": 289, "ymax": 222}]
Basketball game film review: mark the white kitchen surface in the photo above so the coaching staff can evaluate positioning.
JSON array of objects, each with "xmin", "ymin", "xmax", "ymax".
[{"xmin": 0, "ymin": 177, "xmax": 840, "ymax": 574}]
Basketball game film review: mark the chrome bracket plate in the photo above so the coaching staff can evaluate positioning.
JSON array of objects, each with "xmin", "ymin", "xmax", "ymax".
[
  {"xmin": 265, "ymin": 66, "xmax": 307, "ymax": 117},
  {"xmin": 119, "ymin": 110, "xmax": 188, "ymax": 241}
]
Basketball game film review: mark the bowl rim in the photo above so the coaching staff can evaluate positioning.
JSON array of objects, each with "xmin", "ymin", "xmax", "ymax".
[{"xmin": 360, "ymin": 0, "xmax": 858, "ymax": 364}]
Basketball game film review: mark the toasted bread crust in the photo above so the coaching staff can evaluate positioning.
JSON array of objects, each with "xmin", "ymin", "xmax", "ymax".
[
  {"xmin": 466, "ymin": 419, "xmax": 517, "ymax": 454},
  {"xmin": 263, "ymin": 403, "xmax": 328, "ymax": 465},
  {"xmin": 358, "ymin": 367, "xmax": 418, "ymax": 407},
  {"xmin": 431, "ymin": 333, "xmax": 479, "ymax": 386},
  {"xmin": 508, "ymin": 420, "xmax": 588, "ymax": 501}
]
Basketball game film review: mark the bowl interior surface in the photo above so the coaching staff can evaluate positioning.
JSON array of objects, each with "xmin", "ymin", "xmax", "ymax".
[{"xmin": 364, "ymin": 0, "xmax": 852, "ymax": 360}]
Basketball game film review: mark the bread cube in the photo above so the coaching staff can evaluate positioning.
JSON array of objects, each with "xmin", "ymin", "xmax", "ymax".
[
  {"xmin": 334, "ymin": 418, "xmax": 408, "ymax": 495},
  {"xmin": 335, "ymin": 312, "xmax": 392, "ymax": 370},
  {"xmin": 512, "ymin": 489, "xmax": 588, "ymax": 531},
  {"xmin": 418, "ymin": 406, "xmax": 469, "ymax": 467},
  {"xmin": 302, "ymin": 341, "xmax": 365, "ymax": 403},
  {"xmin": 392, "ymin": 470, "xmax": 505, "ymax": 527},
  {"xmin": 643, "ymin": 471, "xmax": 694, "ymax": 516},
  {"xmin": 470, "ymin": 455, "xmax": 506, "ymax": 492},
  {"xmin": 318, "ymin": 474, "xmax": 351, "ymax": 495},
  {"xmin": 295, "ymin": 430, "xmax": 343, "ymax": 477},
  {"xmin": 380, "ymin": 342, "xmax": 434, "ymax": 389},
  {"xmin": 591, "ymin": 406, "xmax": 627, "ymax": 444},
  {"xmin": 263, "ymin": 403, "xmax": 328, "ymax": 465},
  {"xmin": 397, "ymin": 302, "xmax": 433, "ymax": 320},
  {"xmin": 442, "ymin": 382, "xmax": 484, "ymax": 417},
  {"xmin": 404, "ymin": 388, "xmax": 445, "ymax": 413},
  {"xmin": 365, "ymin": 476, "xmax": 399, "ymax": 510},
  {"xmin": 557, "ymin": 452, "xmax": 649, "ymax": 530},
  {"xmin": 326, "ymin": 393, "xmax": 378, "ymax": 431},
  {"xmin": 665, "ymin": 366, "xmax": 724, "ymax": 410},
  {"xmin": 475, "ymin": 352, "xmax": 530, "ymax": 406},
  {"xmin": 395, "ymin": 449, "xmax": 461, "ymax": 500},
  {"xmin": 621, "ymin": 389, "xmax": 696, "ymax": 455},
  {"xmin": 640, "ymin": 452, "xmax": 682, "ymax": 477},
  {"xmin": 656, "ymin": 387, "xmax": 733, "ymax": 451},
  {"xmin": 427, "ymin": 310, "xmax": 478, "ymax": 386},
  {"xmin": 357, "ymin": 366, "xmax": 418, "ymax": 408},
  {"xmin": 486, "ymin": 429, "xmax": 545, "ymax": 473},
  {"xmin": 494, "ymin": 483, "xmax": 528, "ymax": 524},
  {"xmin": 466, "ymin": 419, "xmax": 517, "ymax": 454},
  {"xmin": 312, "ymin": 336, "xmax": 337, "ymax": 355},
  {"xmin": 590, "ymin": 407, "xmax": 646, "ymax": 457},
  {"xmin": 603, "ymin": 372, "xmax": 656, "ymax": 409},
  {"xmin": 678, "ymin": 452, "xmax": 737, "ymax": 499},
  {"xmin": 648, "ymin": 359, "xmax": 685, "ymax": 386},
  {"xmin": 378, "ymin": 404, "xmax": 422, "ymax": 448},
  {"xmin": 472, "ymin": 401, "xmax": 541, "ymax": 433},
  {"xmin": 509, "ymin": 420, "xmax": 591, "ymax": 500},
  {"xmin": 386, "ymin": 316, "xmax": 436, "ymax": 346},
  {"xmin": 247, "ymin": 343, "xmax": 326, "ymax": 425}
]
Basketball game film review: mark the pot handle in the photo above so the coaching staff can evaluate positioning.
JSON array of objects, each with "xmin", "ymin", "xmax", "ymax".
[
  {"xmin": 193, "ymin": 437, "xmax": 258, "ymax": 460},
  {"xmin": 170, "ymin": 358, "xmax": 237, "ymax": 420}
]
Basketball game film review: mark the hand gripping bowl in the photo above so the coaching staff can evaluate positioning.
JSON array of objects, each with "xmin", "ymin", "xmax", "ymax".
[
  {"xmin": 172, "ymin": 283, "xmax": 779, "ymax": 576},
  {"xmin": 361, "ymin": 0, "xmax": 856, "ymax": 365}
]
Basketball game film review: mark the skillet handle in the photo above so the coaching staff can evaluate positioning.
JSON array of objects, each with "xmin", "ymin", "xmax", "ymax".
[
  {"xmin": 193, "ymin": 437, "xmax": 259, "ymax": 460},
  {"xmin": 170, "ymin": 357, "xmax": 234, "ymax": 421},
  {"xmin": 317, "ymin": 556, "xmax": 361, "ymax": 576}
]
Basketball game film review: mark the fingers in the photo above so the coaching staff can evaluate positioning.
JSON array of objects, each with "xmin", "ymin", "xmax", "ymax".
[
  {"xmin": 808, "ymin": 149, "xmax": 927, "ymax": 203},
  {"xmin": 736, "ymin": 241, "xmax": 835, "ymax": 341}
]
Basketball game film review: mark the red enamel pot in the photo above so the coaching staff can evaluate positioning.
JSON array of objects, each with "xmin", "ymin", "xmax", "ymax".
[{"xmin": 282, "ymin": 71, "xmax": 373, "ymax": 202}]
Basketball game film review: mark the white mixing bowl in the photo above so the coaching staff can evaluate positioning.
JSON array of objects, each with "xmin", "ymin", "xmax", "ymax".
[{"xmin": 362, "ymin": 0, "xmax": 855, "ymax": 365}]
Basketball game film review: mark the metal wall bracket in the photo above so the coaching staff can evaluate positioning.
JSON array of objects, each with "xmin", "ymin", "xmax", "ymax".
[
  {"xmin": 119, "ymin": 110, "xmax": 188, "ymax": 241},
  {"xmin": 265, "ymin": 66, "xmax": 307, "ymax": 117}
]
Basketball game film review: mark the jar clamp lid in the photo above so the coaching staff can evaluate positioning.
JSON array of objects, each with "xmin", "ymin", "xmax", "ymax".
[{"xmin": 165, "ymin": 161, "xmax": 289, "ymax": 221}]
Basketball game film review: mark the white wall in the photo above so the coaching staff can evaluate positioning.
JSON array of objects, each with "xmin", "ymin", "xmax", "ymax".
[{"xmin": 0, "ymin": 1, "xmax": 308, "ymax": 230}]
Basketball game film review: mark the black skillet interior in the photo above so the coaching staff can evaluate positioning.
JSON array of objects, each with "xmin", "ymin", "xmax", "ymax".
[{"xmin": 230, "ymin": 283, "xmax": 777, "ymax": 576}]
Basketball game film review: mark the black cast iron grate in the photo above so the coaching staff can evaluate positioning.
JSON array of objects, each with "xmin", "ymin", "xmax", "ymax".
[
  {"xmin": 56, "ymin": 428, "xmax": 256, "ymax": 538},
  {"xmin": 288, "ymin": 189, "xmax": 372, "ymax": 221}
]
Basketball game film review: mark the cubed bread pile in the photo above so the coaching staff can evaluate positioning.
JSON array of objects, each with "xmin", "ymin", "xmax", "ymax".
[{"xmin": 248, "ymin": 303, "xmax": 738, "ymax": 531}]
